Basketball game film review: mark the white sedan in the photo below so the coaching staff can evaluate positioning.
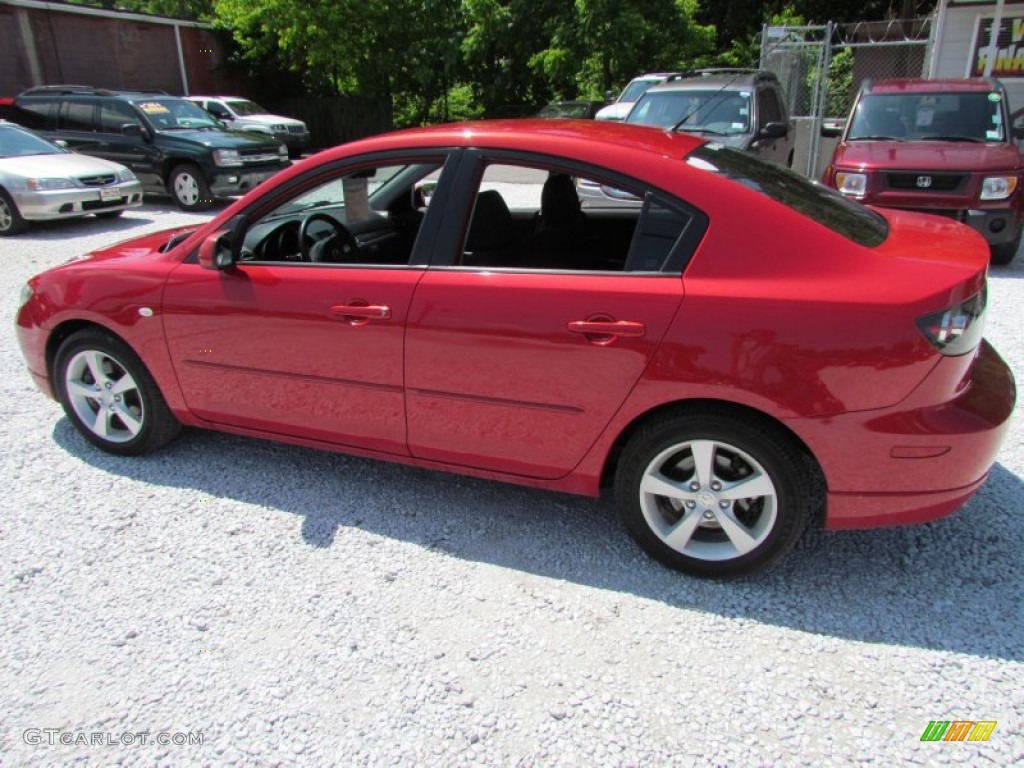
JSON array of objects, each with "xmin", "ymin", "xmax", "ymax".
[{"xmin": 0, "ymin": 121, "xmax": 143, "ymax": 236}]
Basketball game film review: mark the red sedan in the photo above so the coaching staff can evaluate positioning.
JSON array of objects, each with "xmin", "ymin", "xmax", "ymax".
[{"xmin": 15, "ymin": 120, "xmax": 1015, "ymax": 577}]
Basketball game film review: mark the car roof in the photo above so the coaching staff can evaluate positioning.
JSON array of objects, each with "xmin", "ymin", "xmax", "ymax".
[
  {"xmin": 646, "ymin": 70, "xmax": 772, "ymax": 93},
  {"xmin": 864, "ymin": 78, "xmax": 1000, "ymax": 94},
  {"xmin": 189, "ymin": 95, "xmax": 251, "ymax": 101},
  {"xmin": 317, "ymin": 119, "xmax": 704, "ymax": 163}
]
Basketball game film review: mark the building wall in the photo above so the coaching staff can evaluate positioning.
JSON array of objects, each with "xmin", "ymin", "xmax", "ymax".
[
  {"xmin": 935, "ymin": 2, "xmax": 1024, "ymax": 112},
  {"xmin": 0, "ymin": 0, "xmax": 243, "ymax": 97}
]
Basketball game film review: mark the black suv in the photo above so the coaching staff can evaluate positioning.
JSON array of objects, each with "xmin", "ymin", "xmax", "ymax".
[
  {"xmin": 624, "ymin": 69, "xmax": 794, "ymax": 167},
  {"xmin": 11, "ymin": 86, "xmax": 290, "ymax": 210}
]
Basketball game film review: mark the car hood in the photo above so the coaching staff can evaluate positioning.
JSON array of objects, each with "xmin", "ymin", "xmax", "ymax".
[
  {"xmin": 0, "ymin": 152, "xmax": 127, "ymax": 179},
  {"xmin": 235, "ymin": 115, "xmax": 304, "ymax": 127},
  {"xmin": 66, "ymin": 225, "xmax": 201, "ymax": 267},
  {"xmin": 595, "ymin": 102, "xmax": 634, "ymax": 121},
  {"xmin": 833, "ymin": 140, "xmax": 1022, "ymax": 172},
  {"xmin": 156, "ymin": 128, "xmax": 282, "ymax": 149}
]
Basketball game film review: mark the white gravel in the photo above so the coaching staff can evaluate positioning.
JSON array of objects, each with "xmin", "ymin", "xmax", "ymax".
[{"xmin": 1, "ymin": 203, "xmax": 1023, "ymax": 767}]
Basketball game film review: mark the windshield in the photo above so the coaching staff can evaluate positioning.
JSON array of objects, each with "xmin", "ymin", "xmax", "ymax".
[
  {"xmin": 628, "ymin": 89, "xmax": 752, "ymax": 134},
  {"xmin": 275, "ymin": 165, "xmax": 410, "ymax": 216},
  {"xmin": 226, "ymin": 100, "xmax": 269, "ymax": 116},
  {"xmin": 846, "ymin": 91, "xmax": 1005, "ymax": 142},
  {"xmin": 618, "ymin": 79, "xmax": 659, "ymax": 103},
  {"xmin": 0, "ymin": 125, "xmax": 63, "ymax": 157},
  {"xmin": 132, "ymin": 99, "xmax": 220, "ymax": 130},
  {"xmin": 687, "ymin": 144, "xmax": 888, "ymax": 247}
]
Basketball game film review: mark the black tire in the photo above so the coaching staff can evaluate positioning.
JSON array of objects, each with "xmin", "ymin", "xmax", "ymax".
[
  {"xmin": 169, "ymin": 163, "xmax": 214, "ymax": 211},
  {"xmin": 94, "ymin": 209, "xmax": 125, "ymax": 220},
  {"xmin": 614, "ymin": 409, "xmax": 818, "ymax": 578},
  {"xmin": 0, "ymin": 187, "xmax": 28, "ymax": 236},
  {"xmin": 54, "ymin": 329, "xmax": 182, "ymax": 456},
  {"xmin": 991, "ymin": 231, "xmax": 1020, "ymax": 266}
]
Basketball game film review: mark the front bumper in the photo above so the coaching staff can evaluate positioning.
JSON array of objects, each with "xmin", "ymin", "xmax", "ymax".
[
  {"xmin": 209, "ymin": 165, "xmax": 287, "ymax": 198},
  {"xmin": 276, "ymin": 131, "xmax": 311, "ymax": 151},
  {"xmin": 791, "ymin": 340, "xmax": 1015, "ymax": 529},
  {"xmin": 11, "ymin": 180, "xmax": 144, "ymax": 221}
]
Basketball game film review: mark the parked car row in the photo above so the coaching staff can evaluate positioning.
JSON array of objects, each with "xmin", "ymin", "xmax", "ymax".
[{"xmin": 0, "ymin": 85, "xmax": 309, "ymax": 233}]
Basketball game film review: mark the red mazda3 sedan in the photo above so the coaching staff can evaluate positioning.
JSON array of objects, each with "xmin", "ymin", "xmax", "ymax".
[{"xmin": 15, "ymin": 120, "xmax": 1015, "ymax": 577}]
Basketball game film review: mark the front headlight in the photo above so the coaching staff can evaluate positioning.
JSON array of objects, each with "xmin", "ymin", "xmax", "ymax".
[
  {"xmin": 980, "ymin": 175, "xmax": 1018, "ymax": 201},
  {"xmin": 25, "ymin": 178, "xmax": 76, "ymax": 191},
  {"xmin": 117, "ymin": 168, "xmax": 137, "ymax": 182},
  {"xmin": 835, "ymin": 172, "xmax": 867, "ymax": 198},
  {"xmin": 279, "ymin": 144, "xmax": 288, "ymax": 158},
  {"xmin": 213, "ymin": 149, "xmax": 243, "ymax": 167}
]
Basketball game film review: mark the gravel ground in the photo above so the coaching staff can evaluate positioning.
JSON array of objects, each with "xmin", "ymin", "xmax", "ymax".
[{"xmin": 1, "ymin": 203, "xmax": 1023, "ymax": 767}]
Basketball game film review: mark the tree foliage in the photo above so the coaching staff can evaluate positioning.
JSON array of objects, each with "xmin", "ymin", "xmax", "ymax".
[{"xmin": 65, "ymin": 0, "xmax": 939, "ymax": 126}]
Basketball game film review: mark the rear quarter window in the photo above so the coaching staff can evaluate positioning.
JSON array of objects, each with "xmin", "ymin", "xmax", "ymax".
[{"xmin": 687, "ymin": 144, "xmax": 888, "ymax": 247}]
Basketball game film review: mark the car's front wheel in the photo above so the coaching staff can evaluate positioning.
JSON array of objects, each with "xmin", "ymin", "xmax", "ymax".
[
  {"xmin": 0, "ymin": 188, "xmax": 28, "ymax": 236},
  {"xmin": 169, "ymin": 164, "xmax": 214, "ymax": 211},
  {"xmin": 991, "ymin": 230, "xmax": 1020, "ymax": 265},
  {"xmin": 54, "ymin": 330, "xmax": 181, "ymax": 455},
  {"xmin": 614, "ymin": 410, "xmax": 817, "ymax": 578}
]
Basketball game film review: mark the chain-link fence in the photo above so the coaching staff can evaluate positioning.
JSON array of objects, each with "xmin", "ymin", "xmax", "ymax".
[{"xmin": 761, "ymin": 18, "xmax": 934, "ymax": 177}]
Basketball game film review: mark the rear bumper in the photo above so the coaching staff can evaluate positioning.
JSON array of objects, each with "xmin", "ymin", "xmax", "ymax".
[{"xmin": 791, "ymin": 340, "xmax": 1015, "ymax": 529}]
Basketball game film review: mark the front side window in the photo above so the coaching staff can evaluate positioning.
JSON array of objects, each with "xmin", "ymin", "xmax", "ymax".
[
  {"xmin": 628, "ymin": 89, "xmax": 752, "ymax": 135},
  {"xmin": 99, "ymin": 101, "xmax": 141, "ymax": 132},
  {"xmin": 238, "ymin": 162, "xmax": 443, "ymax": 266},
  {"xmin": 457, "ymin": 161, "xmax": 700, "ymax": 273},
  {"xmin": 847, "ymin": 91, "xmax": 1006, "ymax": 142},
  {"xmin": 688, "ymin": 144, "xmax": 888, "ymax": 247}
]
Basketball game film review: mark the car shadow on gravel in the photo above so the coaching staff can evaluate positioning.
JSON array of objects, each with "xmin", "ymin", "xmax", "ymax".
[{"xmin": 53, "ymin": 420, "xmax": 1024, "ymax": 663}]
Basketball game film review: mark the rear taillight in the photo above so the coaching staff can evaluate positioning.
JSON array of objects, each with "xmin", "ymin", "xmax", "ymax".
[{"xmin": 916, "ymin": 287, "xmax": 987, "ymax": 356}]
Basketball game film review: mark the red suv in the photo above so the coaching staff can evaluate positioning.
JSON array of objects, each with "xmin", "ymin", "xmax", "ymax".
[{"xmin": 822, "ymin": 78, "xmax": 1024, "ymax": 264}]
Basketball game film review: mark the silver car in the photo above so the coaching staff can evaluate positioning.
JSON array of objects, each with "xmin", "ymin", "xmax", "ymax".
[
  {"xmin": 187, "ymin": 96, "xmax": 311, "ymax": 156},
  {"xmin": 0, "ymin": 122, "xmax": 143, "ymax": 236}
]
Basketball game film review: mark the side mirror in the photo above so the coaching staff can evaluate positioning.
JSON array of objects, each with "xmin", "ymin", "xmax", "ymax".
[
  {"xmin": 198, "ymin": 229, "xmax": 236, "ymax": 270},
  {"xmin": 53, "ymin": 139, "xmax": 68, "ymax": 148},
  {"xmin": 820, "ymin": 120, "xmax": 844, "ymax": 138},
  {"xmin": 756, "ymin": 122, "xmax": 788, "ymax": 141}
]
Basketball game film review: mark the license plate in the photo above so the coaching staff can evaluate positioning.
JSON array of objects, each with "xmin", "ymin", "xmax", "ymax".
[{"xmin": 99, "ymin": 187, "xmax": 120, "ymax": 202}]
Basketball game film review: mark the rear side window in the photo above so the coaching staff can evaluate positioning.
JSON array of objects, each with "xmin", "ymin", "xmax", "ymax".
[
  {"xmin": 60, "ymin": 101, "xmax": 96, "ymax": 132},
  {"xmin": 688, "ymin": 144, "xmax": 888, "ymax": 247}
]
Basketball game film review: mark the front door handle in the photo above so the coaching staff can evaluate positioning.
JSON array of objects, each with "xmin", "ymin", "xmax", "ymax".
[
  {"xmin": 330, "ymin": 303, "xmax": 391, "ymax": 326},
  {"xmin": 567, "ymin": 319, "xmax": 645, "ymax": 338}
]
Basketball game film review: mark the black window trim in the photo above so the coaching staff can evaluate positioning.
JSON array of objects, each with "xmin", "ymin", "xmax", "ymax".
[
  {"xmin": 432, "ymin": 147, "xmax": 709, "ymax": 276},
  {"xmin": 183, "ymin": 147, "xmax": 465, "ymax": 269}
]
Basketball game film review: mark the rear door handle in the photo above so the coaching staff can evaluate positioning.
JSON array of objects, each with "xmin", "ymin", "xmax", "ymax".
[{"xmin": 567, "ymin": 320, "xmax": 645, "ymax": 337}]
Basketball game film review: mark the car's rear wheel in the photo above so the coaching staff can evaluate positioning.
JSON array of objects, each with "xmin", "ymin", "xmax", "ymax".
[
  {"xmin": 0, "ymin": 188, "xmax": 28, "ymax": 236},
  {"xmin": 614, "ymin": 410, "xmax": 816, "ymax": 578},
  {"xmin": 991, "ymin": 230, "xmax": 1020, "ymax": 265},
  {"xmin": 170, "ymin": 164, "xmax": 214, "ymax": 211},
  {"xmin": 54, "ymin": 330, "xmax": 181, "ymax": 455}
]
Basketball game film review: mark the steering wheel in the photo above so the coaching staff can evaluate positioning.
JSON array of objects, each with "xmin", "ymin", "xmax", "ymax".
[{"xmin": 299, "ymin": 212, "xmax": 360, "ymax": 263}]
